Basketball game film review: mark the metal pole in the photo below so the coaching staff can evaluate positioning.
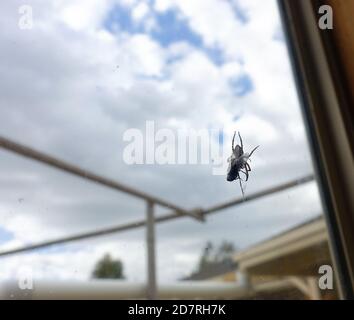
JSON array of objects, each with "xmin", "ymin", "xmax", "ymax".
[
  {"xmin": 0, "ymin": 175, "xmax": 315, "ymax": 257},
  {"xmin": 146, "ymin": 201, "xmax": 157, "ymax": 299},
  {"xmin": 0, "ymin": 135, "xmax": 202, "ymax": 221}
]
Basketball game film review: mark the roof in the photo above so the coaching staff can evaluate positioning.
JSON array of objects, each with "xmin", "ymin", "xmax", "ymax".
[
  {"xmin": 234, "ymin": 215, "xmax": 329, "ymax": 276},
  {"xmin": 242, "ymin": 214, "xmax": 323, "ymax": 252},
  {"xmin": 183, "ymin": 215, "xmax": 327, "ymax": 280}
]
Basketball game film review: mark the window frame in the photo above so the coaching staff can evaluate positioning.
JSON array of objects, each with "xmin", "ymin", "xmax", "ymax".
[{"xmin": 278, "ymin": 0, "xmax": 354, "ymax": 299}]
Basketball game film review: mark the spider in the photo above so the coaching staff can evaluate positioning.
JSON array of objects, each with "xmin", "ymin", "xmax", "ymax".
[{"xmin": 226, "ymin": 131, "xmax": 259, "ymax": 196}]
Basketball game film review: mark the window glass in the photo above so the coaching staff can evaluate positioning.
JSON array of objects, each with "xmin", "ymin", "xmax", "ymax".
[{"xmin": 0, "ymin": 0, "xmax": 336, "ymax": 299}]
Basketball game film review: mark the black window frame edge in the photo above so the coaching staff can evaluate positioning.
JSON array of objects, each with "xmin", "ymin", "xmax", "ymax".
[{"xmin": 277, "ymin": 0, "xmax": 354, "ymax": 299}]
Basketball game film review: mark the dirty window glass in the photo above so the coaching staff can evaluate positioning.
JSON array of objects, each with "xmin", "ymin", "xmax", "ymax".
[{"xmin": 0, "ymin": 0, "xmax": 336, "ymax": 300}]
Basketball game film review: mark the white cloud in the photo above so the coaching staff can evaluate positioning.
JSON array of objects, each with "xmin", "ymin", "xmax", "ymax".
[
  {"xmin": 132, "ymin": 2, "xmax": 149, "ymax": 21},
  {"xmin": 124, "ymin": 34, "xmax": 166, "ymax": 76},
  {"xmin": 58, "ymin": 0, "xmax": 113, "ymax": 31}
]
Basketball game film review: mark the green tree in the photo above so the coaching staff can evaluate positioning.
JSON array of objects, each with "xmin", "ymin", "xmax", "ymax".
[
  {"xmin": 215, "ymin": 241, "xmax": 236, "ymax": 262},
  {"xmin": 92, "ymin": 253, "xmax": 125, "ymax": 279},
  {"xmin": 198, "ymin": 241, "xmax": 213, "ymax": 271},
  {"xmin": 196, "ymin": 240, "xmax": 237, "ymax": 273}
]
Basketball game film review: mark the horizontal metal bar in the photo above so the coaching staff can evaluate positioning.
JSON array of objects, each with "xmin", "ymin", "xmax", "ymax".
[
  {"xmin": 203, "ymin": 174, "xmax": 315, "ymax": 214},
  {"xmin": 0, "ymin": 175, "xmax": 315, "ymax": 257},
  {"xmin": 0, "ymin": 135, "xmax": 203, "ymax": 221}
]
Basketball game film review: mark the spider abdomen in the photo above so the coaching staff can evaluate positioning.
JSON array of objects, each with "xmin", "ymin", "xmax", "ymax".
[{"xmin": 227, "ymin": 160, "xmax": 243, "ymax": 181}]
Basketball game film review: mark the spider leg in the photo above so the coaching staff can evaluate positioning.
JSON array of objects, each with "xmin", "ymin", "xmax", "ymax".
[
  {"xmin": 236, "ymin": 172, "xmax": 243, "ymax": 181},
  {"xmin": 239, "ymin": 179, "xmax": 245, "ymax": 197},
  {"xmin": 248, "ymin": 145, "xmax": 260, "ymax": 158},
  {"xmin": 238, "ymin": 132, "xmax": 243, "ymax": 150},
  {"xmin": 245, "ymin": 162, "xmax": 251, "ymax": 172},
  {"xmin": 241, "ymin": 169, "xmax": 249, "ymax": 181},
  {"xmin": 232, "ymin": 131, "xmax": 236, "ymax": 152}
]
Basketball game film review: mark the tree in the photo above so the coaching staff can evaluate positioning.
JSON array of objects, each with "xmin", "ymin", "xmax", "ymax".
[
  {"xmin": 215, "ymin": 241, "xmax": 236, "ymax": 262},
  {"xmin": 196, "ymin": 240, "xmax": 237, "ymax": 273},
  {"xmin": 92, "ymin": 253, "xmax": 125, "ymax": 279},
  {"xmin": 198, "ymin": 241, "xmax": 213, "ymax": 271}
]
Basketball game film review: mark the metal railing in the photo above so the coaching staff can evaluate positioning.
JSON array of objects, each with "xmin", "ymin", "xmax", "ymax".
[{"xmin": 0, "ymin": 135, "xmax": 315, "ymax": 299}]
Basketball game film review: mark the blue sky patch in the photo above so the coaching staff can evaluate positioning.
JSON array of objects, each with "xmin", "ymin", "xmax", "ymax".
[
  {"xmin": 204, "ymin": 46, "xmax": 225, "ymax": 66},
  {"xmin": 233, "ymin": 113, "xmax": 242, "ymax": 122},
  {"xmin": 229, "ymin": 0, "xmax": 249, "ymax": 24},
  {"xmin": 150, "ymin": 10, "xmax": 225, "ymax": 65},
  {"xmin": 0, "ymin": 227, "xmax": 14, "ymax": 244},
  {"xmin": 151, "ymin": 10, "xmax": 202, "ymax": 47},
  {"xmin": 103, "ymin": 4, "xmax": 141, "ymax": 34},
  {"xmin": 103, "ymin": 5, "xmax": 226, "ymax": 66},
  {"xmin": 229, "ymin": 74, "xmax": 254, "ymax": 96},
  {"xmin": 218, "ymin": 130, "xmax": 224, "ymax": 145}
]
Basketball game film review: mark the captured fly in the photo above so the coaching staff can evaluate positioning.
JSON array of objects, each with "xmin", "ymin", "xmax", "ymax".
[{"xmin": 227, "ymin": 131, "xmax": 259, "ymax": 196}]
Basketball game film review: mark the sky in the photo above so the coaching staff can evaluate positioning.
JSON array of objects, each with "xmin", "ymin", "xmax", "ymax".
[{"xmin": 0, "ymin": 0, "xmax": 323, "ymax": 283}]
